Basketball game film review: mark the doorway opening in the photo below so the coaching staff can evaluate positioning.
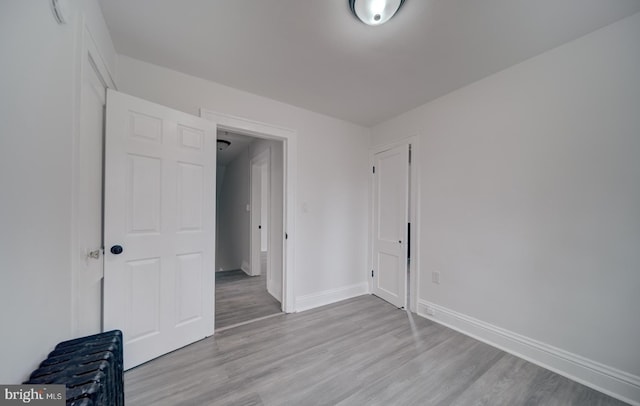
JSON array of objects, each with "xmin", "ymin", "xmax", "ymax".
[
  {"xmin": 200, "ymin": 109, "xmax": 297, "ymax": 324},
  {"xmin": 214, "ymin": 130, "xmax": 284, "ymax": 330}
]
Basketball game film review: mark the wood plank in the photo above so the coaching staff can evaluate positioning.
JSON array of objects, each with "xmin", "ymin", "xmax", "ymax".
[
  {"xmin": 125, "ymin": 295, "xmax": 629, "ymax": 405},
  {"xmin": 215, "ymin": 269, "xmax": 281, "ymax": 330}
]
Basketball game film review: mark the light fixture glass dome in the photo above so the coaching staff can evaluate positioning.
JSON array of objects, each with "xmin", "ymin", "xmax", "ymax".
[
  {"xmin": 349, "ymin": 0, "xmax": 405, "ymax": 26},
  {"xmin": 217, "ymin": 139, "xmax": 231, "ymax": 151}
]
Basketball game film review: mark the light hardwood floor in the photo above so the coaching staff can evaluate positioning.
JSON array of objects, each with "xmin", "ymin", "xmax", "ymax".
[
  {"xmin": 215, "ymin": 269, "xmax": 282, "ymax": 330},
  {"xmin": 125, "ymin": 295, "xmax": 628, "ymax": 405}
]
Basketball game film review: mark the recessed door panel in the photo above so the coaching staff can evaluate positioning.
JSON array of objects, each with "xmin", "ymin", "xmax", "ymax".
[
  {"xmin": 175, "ymin": 253, "xmax": 203, "ymax": 326},
  {"xmin": 377, "ymin": 251, "xmax": 400, "ymax": 297},
  {"xmin": 178, "ymin": 125, "xmax": 204, "ymax": 151},
  {"xmin": 126, "ymin": 258, "xmax": 161, "ymax": 342},
  {"xmin": 127, "ymin": 155, "xmax": 161, "ymax": 234},
  {"xmin": 177, "ymin": 162, "xmax": 204, "ymax": 231},
  {"xmin": 377, "ymin": 151, "xmax": 404, "ymax": 242},
  {"xmin": 129, "ymin": 112, "xmax": 162, "ymax": 143}
]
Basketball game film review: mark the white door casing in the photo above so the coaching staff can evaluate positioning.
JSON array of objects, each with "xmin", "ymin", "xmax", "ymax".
[
  {"xmin": 104, "ymin": 90, "xmax": 217, "ymax": 369},
  {"xmin": 200, "ymin": 109, "xmax": 295, "ymax": 312},
  {"xmin": 76, "ymin": 53, "xmax": 107, "ymax": 336},
  {"xmin": 72, "ymin": 22, "xmax": 116, "ymax": 337},
  {"xmin": 372, "ymin": 144, "xmax": 409, "ymax": 308}
]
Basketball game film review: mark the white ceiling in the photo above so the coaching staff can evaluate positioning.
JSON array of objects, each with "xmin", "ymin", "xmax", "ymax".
[
  {"xmin": 216, "ymin": 130, "xmax": 255, "ymax": 166},
  {"xmin": 99, "ymin": 0, "xmax": 640, "ymax": 127}
]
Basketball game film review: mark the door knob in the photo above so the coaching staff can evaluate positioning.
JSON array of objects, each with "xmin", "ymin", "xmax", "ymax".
[{"xmin": 110, "ymin": 245, "xmax": 123, "ymax": 255}]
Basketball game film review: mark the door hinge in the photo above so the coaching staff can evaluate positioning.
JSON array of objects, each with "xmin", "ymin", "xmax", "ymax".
[
  {"xmin": 87, "ymin": 249, "xmax": 101, "ymax": 260},
  {"xmin": 285, "ymin": 233, "xmax": 288, "ymax": 240},
  {"xmin": 371, "ymin": 270, "xmax": 374, "ymax": 278},
  {"xmin": 408, "ymin": 144, "xmax": 412, "ymax": 164},
  {"xmin": 372, "ymin": 166, "xmax": 375, "ymax": 174},
  {"xmin": 407, "ymin": 222, "xmax": 411, "ymax": 260}
]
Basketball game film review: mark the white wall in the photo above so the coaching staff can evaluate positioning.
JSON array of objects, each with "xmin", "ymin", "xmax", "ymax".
[
  {"xmin": 117, "ymin": 56, "xmax": 371, "ymax": 305},
  {"xmin": 0, "ymin": 0, "xmax": 116, "ymax": 383},
  {"xmin": 372, "ymin": 13, "xmax": 640, "ymax": 403},
  {"xmin": 216, "ymin": 150, "xmax": 250, "ymax": 272}
]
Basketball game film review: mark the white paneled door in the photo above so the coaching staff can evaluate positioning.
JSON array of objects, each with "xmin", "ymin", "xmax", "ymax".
[
  {"xmin": 103, "ymin": 90, "xmax": 217, "ymax": 370},
  {"xmin": 372, "ymin": 144, "xmax": 409, "ymax": 308}
]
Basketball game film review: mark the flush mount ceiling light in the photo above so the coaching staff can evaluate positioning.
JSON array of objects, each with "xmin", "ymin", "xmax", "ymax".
[
  {"xmin": 217, "ymin": 139, "xmax": 231, "ymax": 151},
  {"xmin": 349, "ymin": 0, "xmax": 405, "ymax": 26}
]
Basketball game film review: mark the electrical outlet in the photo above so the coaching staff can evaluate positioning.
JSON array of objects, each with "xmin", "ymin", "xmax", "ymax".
[
  {"xmin": 425, "ymin": 306, "xmax": 436, "ymax": 316},
  {"xmin": 432, "ymin": 271, "xmax": 440, "ymax": 284}
]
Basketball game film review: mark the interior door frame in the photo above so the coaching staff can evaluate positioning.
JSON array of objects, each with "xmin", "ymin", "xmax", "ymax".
[
  {"xmin": 200, "ymin": 109, "xmax": 297, "ymax": 313},
  {"xmin": 250, "ymin": 148, "xmax": 271, "ymax": 280},
  {"xmin": 368, "ymin": 136, "xmax": 420, "ymax": 312},
  {"xmin": 70, "ymin": 17, "xmax": 117, "ymax": 336}
]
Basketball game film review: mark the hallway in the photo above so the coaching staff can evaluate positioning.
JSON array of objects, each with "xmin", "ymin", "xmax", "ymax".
[{"xmin": 215, "ymin": 268, "xmax": 281, "ymax": 330}]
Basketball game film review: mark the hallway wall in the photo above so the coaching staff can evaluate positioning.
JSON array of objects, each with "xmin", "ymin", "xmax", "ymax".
[{"xmin": 216, "ymin": 149, "xmax": 250, "ymax": 272}]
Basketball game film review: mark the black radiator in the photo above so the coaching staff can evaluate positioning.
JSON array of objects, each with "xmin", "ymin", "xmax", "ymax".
[{"xmin": 25, "ymin": 330, "xmax": 124, "ymax": 406}]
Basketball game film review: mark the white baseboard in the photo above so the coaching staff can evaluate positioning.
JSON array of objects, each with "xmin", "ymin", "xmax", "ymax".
[
  {"xmin": 296, "ymin": 283, "xmax": 369, "ymax": 312},
  {"xmin": 241, "ymin": 261, "xmax": 251, "ymax": 276},
  {"xmin": 417, "ymin": 300, "xmax": 640, "ymax": 406}
]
